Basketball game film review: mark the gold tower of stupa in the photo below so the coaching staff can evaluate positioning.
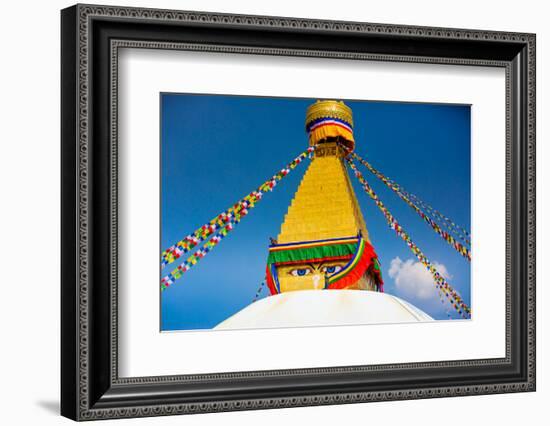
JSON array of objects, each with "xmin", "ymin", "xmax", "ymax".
[{"xmin": 265, "ymin": 100, "xmax": 383, "ymax": 295}]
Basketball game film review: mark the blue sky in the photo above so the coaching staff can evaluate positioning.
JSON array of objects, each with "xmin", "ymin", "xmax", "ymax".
[{"xmin": 160, "ymin": 94, "xmax": 471, "ymax": 330}]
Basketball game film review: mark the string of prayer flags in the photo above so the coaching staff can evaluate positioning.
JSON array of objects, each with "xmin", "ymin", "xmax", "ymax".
[
  {"xmin": 161, "ymin": 210, "xmax": 244, "ymax": 290},
  {"xmin": 404, "ymin": 190, "xmax": 471, "ymax": 246},
  {"xmin": 346, "ymin": 158, "xmax": 471, "ymax": 318},
  {"xmin": 252, "ymin": 281, "xmax": 266, "ymax": 303},
  {"xmin": 160, "ymin": 147, "xmax": 315, "ymax": 290},
  {"xmin": 160, "ymin": 146, "xmax": 315, "ymax": 269},
  {"xmin": 351, "ymin": 151, "xmax": 471, "ymax": 261},
  {"xmin": 351, "ymin": 151, "xmax": 471, "ymax": 248}
]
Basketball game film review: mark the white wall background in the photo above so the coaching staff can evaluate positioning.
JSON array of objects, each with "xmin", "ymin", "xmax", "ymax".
[{"xmin": 0, "ymin": 0, "xmax": 546, "ymax": 424}]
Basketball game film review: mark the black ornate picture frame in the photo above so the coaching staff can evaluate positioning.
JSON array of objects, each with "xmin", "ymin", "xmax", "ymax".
[{"xmin": 61, "ymin": 3, "xmax": 536, "ymax": 421}]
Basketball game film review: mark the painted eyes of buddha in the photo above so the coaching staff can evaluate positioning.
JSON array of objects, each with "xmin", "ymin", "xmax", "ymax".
[
  {"xmin": 323, "ymin": 265, "xmax": 342, "ymax": 274},
  {"xmin": 290, "ymin": 268, "xmax": 311, "ymax": 277},
  {"xmin": 288, "ymin": 263, "xmax": 344, "ymax": 277}
]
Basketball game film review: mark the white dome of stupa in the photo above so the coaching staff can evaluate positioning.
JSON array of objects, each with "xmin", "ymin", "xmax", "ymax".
[{"xmin": 214, "ymin": 290, "xmax": 432, "ymax": 330}]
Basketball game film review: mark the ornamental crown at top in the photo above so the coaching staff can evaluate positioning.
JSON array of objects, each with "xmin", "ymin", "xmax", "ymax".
[{"xmin": 305, "ymin": 100, "xmax": 354, "ymax": 129}]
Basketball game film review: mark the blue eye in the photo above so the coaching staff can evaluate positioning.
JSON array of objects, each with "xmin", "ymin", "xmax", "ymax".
[
  {"xmin": 323, "ymin": 265, "xmax": 343, "ymax": 274},
  {"xmin": 290, "ymin": 268, "xmax": 311, "ymax": 277}
]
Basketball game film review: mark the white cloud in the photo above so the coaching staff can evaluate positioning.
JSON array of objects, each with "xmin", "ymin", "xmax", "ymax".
[{"xmin": 388, "ymin": 257, "xmax": 452, "ymax": 302}]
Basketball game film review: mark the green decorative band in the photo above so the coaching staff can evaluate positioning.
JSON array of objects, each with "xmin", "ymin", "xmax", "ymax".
[{"xmin": 267, "ymin": 241, "xmax": 358, "ymax": 267}]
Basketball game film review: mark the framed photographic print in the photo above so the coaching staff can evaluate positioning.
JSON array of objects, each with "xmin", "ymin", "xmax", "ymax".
[{"xmin": 61, "ymin": 4, "xmax": 536, "ymax": 421}]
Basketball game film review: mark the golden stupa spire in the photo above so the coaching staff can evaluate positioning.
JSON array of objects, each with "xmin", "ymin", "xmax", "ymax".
[{"xmin": 265, "ymin": 100, "xmax": 383, "ymax": 295}]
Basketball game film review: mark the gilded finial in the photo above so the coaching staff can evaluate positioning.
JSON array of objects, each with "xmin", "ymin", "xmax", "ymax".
[
  {"xmin": 305, "ymin": 100, "xmax": 354, "ymax": 129},
  {"xmin": 305, "ymin": 100, "xmax": 355, "ymax": 151}
]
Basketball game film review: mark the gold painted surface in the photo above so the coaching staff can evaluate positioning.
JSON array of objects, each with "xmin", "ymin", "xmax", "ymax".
[
  {"xmin": 277, "ymin": 144, "xmax": 368, "ymax": 244},
  {"xmin": 305, "ymin": 100, "xmax": 354, "ymax": 128},
  {"xmin": 313, "ymin": 143, "xmax": 346, "ymax": 158},
  {"xmin": 275, "ymin": 141, "xmax": 372, "ymax": 292}
]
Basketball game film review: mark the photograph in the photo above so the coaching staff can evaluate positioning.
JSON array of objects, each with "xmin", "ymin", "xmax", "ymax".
[{"xmin": 160, "ymin": 95, "xmax": 472, "ymax": 331}]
